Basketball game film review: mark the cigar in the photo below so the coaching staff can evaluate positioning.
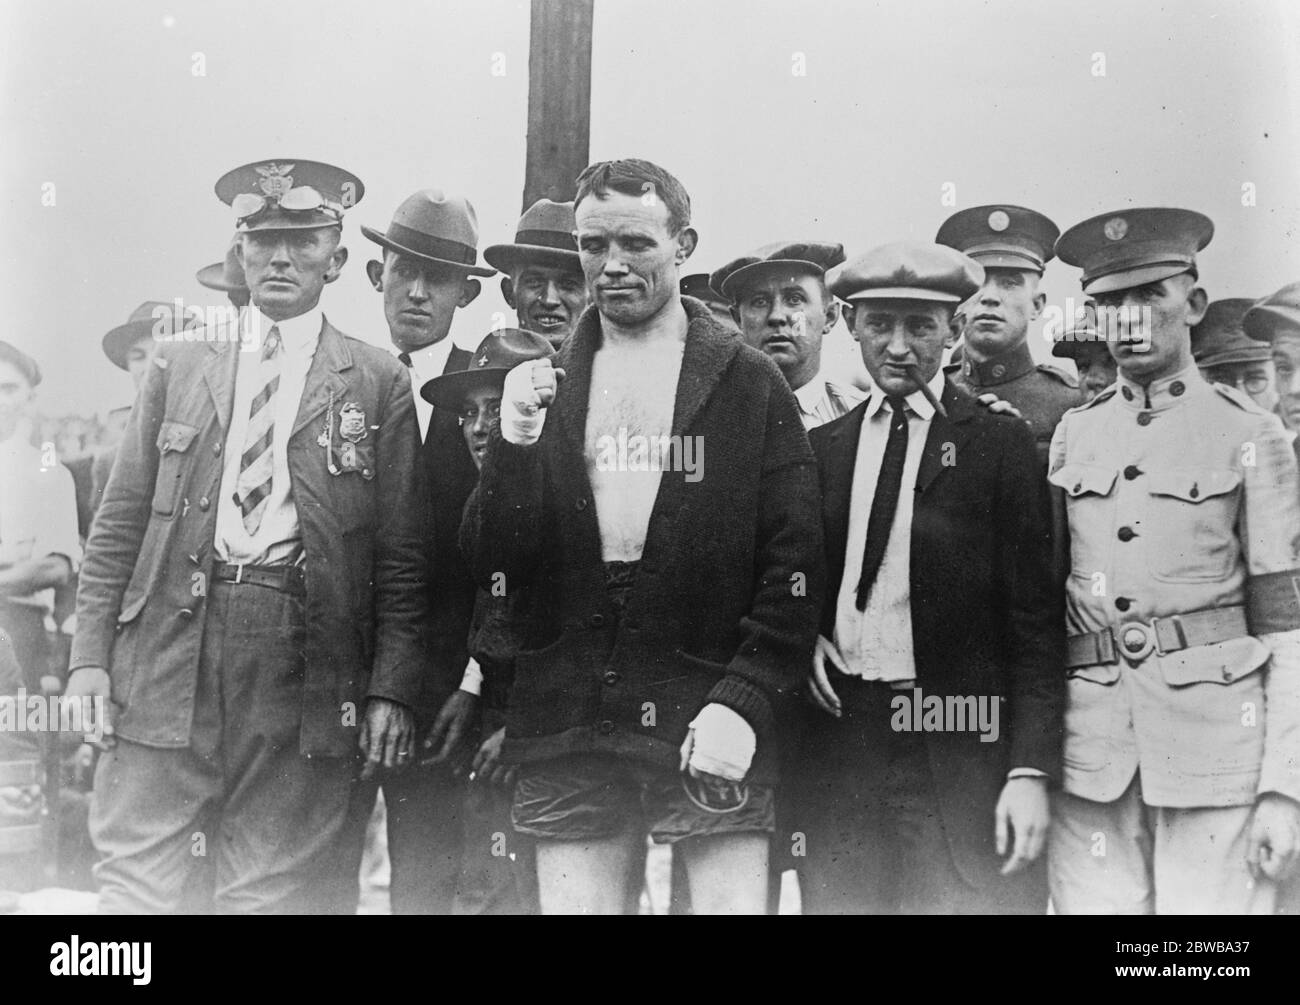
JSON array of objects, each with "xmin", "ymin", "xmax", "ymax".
[{"xmin": 903, "ymin": 364, "xmax": 947, "ymax": 418}]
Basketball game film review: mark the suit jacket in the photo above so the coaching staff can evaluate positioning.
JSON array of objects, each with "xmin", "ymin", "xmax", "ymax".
[
  {"xmin": 459, "ymin": 297, "xmax": 826, "ymax": 782},
  {"xmin": 809, "ymin": 380, "xmax": 1064, "ymax": 885},
  {"xmin": 411, "ymin": 344, "xmax": 480, "ymax": 720},
  {"xmin": 71, "ymin": 317, "xmax": 430, "ymax": 757}
]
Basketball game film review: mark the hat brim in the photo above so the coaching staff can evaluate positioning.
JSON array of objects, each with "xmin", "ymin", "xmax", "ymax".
[
  {"xmin": 361, "ymin": 225, "xmax": 495, "ymax": 277},
  {"xmin": 1196, "ymin": 347, "xmax": 1273, "ymax": 367},
  {"xmin": 102, "ymin": 322, "xmax": 159, "ymax": 370},
  {"xmin": 967, "ymin": 250, "xmax": 1045, "ymax": 274},
  {"xmin": 839, "ymin": 287, "xmax": 964, "ymax": 304},
  {"xmin": 420, "ymin": 367, "xmax": 510, "ymax": 410},
  {"xmin": 720, "ymin": 259, "xmax": 830, "ymax": 300},
  {"xmin": 1244, "ymin": 306, "xmax": 1300, "ymax": 342},
  {"xmin": 482, "ymin": 243, "xmax": 580, "ymax": 274},
  {"xmin": 1052, "ymin": 339, "xmax": 1109, "ymax": 360},
  {"xmin": 196, "ymin": 263, "xmax": 249, "ymax": 293},
  {"xmin": 1082, "ymin": 263, "xmax": 1193, "ymax": 296}
]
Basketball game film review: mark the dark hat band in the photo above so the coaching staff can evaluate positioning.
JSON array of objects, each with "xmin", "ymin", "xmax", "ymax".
[
  {"xmin": 963, "ymin": 241, "xmax": 1045, "ymax": 270},
  {"xmin": 513, "ymin": 229, "xmax": 578, "ymax": 252},
  {"xmin": 386, "ymin": 222, "xmax": 478, "ymax": 266}
]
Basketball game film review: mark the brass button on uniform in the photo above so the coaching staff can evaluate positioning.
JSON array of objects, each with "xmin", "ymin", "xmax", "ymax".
[
  {"xmin": 198, "ymin": 496, "xmax": 211, "ymax": 511},
  {"xmin": 212, "ymin": 443, "xmax": 222, "ymax": 456},
  {"xmin": 1122, "ymin": 387, "xmax": 1134, "ymax": 401},
  {"xmin": 1115, "ymin": 597, "xmax": 1132, "ymax": 612},
  {"xmin": 1123, "ymin": 465, "xmax": 1142, "ymax": 480},
  {"xmin": 1136, "ymin": 412, "xmax": 1152, "ymax": 427},
  {"xmin": 1170, "ymin": 381, "xmax": 1185, "ymax": 397},
  {"xmin": 1117, "ymin": 525, "xmax": 1137, "ymax": 542}
]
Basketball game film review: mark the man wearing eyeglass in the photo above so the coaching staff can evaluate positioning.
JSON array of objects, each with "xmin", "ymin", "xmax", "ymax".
[
  {"xmin": 67, "ymin": 159, "xmax": 430, "ymax": 913},
  {"xmin": 1192, "ymin": 298, "xmax": 1280, "ymax": 414}
]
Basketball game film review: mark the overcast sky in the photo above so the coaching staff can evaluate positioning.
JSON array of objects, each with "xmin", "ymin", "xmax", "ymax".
[{"xmin": 3, "ymin": 0, "xmax": 1298, "ymax": 416}]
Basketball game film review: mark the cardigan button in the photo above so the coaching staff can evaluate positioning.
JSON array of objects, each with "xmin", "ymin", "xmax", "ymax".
[
  {"xmin": 589, "ymin": 613, "xmax": 606, "ymax": 628},
  {"xmin": 598, "ymin": 719, "xmax": 615, "ymax": 735},
  {"xmin": 603, "ymin": 671, "xmax": 620, "ymax": 686},
  {"xmin": 574, "ymin": 497, "xmax": 588, "ymax": 511}
]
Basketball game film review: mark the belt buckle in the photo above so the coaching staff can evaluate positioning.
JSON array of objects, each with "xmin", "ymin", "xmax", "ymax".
[
  {"xmin": 1116, "ymin": 621, "xmax": 1154, "ymax": 662},
  {"xmin": 233, "ymin": 563, "xmax": 244, "ymax": 585}
]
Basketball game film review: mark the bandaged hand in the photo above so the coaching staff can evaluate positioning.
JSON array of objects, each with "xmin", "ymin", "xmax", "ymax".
[
  {"xmin": 500, "ymin": 357, "xmax": 563, "ymax": 444},
  {"xmin": 679, "ymin": 702, "xmax": 756, "ymax": 782}
]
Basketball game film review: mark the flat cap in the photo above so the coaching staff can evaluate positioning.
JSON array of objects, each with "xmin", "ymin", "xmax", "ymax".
[
  {"xmin": 680, "ymin": 273, "xmax": 728, "ymax": 306},
  {"xmin": 1192, "ymin": 298, "xmax": 1270, "ymax": 366},
  {"xmin": 710, "ymin": 241, "xmax": 845, "ymax": 301},
  {"xmin": 1243, "ymin": 282, "xmax": 1300, "ymax": 343},
  {"xmin": 216, "ymin": 158, "xmax": 364, "ymax": 232},
  {"xmin": 1056, "ymin": 207, "xmax": 1213, "ymax": 296},
  {"xmin": 0, "ymin": 340, "xmax": 40, "ymax": 387},
  {"xmin": 828, "ymin": 242, "xmax": 983, "ymax": 304},
  {"xmin": 935, "ymin": 205, "xmax": 1059, "ymax": 274}
]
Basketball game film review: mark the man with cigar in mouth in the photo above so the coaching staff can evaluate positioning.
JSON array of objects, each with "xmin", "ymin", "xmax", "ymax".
[
  {"xmin": 796, "ymin": 242, "xmax": 1064, "ymax": 914},
  {"xmin": 486, "ymin": 199, "xmax": 590, "ymax": 350}
]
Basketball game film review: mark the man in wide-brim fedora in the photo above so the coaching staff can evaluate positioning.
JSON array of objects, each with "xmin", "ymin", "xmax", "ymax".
[{"xmin": 484, "ymin": 199, "xmax": 590, "ymax": 350}]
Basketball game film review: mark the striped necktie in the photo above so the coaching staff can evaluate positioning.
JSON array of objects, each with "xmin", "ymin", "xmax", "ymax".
[{"xmin": 233, "ymin": 325, "xmax": 282, "ymax": 536}]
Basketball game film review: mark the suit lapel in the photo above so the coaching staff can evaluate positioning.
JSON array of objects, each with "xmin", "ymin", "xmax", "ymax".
[
  {"xmin": 290, "ymin": 318, "xmax": 352, "ymax": 442},
  {"xmin": 201, "ymin": 331, "xmax": 240, "ymax": 434},
  {"xmin": 670, "ymin": 311, "xmax": 740, "ymax": 438},
  {"xmin": 915, "ymin": 379, "xmax": 977, "ymax": 496},
  {"xmin": 819, "ymin": 400, "xmax": 868, "ymax": 602}
]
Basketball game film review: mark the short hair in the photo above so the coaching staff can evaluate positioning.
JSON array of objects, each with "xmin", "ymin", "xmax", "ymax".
[{"xmin": 575, "ymin": 159, "xmax": 691, "ymax": 235}]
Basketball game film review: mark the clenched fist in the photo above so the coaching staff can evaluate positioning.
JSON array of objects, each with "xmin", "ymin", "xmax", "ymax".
[{"xmin": 500, "ymin": 358, "xmax": 565, "ymax": 444}]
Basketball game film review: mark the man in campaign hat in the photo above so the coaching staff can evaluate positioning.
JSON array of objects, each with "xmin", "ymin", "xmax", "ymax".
[
  {"xmin": 421, "ymin": 328, "xmax": 555, "ymax": 914},
  {"xmin": 710, "ymin": 241, "xmax": 864, "ymax": 429},
  {"xmin": 1052, "ymin": 321, "xmax": 1118, "ymax": 403},
  {"xmin": 1048, "ymin": 208, "xmax": 1300, "ymax": 913},
  {"xmin": 485, "ymin": 199, "xmax": 590, "ymax": 350},
  {"xmin": 460, "ymin": 158, "xmax": 825, "ymax": 914},
  {"xmin": 321, "ymin": 189, "xmax": 493, "ymax": 915},
  {"xmin": 1193, "ymin": 298, "xmax": 1278, "ymax": 414},
  {"xmin": 197, "ymin": 234, "xmax": 251, "ymax": 310},
  {"xmin": 67, "ymin": 158, "xmax": 431, "ymax": 913},
  {"xmin": 795, "ymin": 243, "xmax": 1063, "ymax": 913},
  {"xmin": 937, "ymin": 205, "xmax": 1082, "ymax": 465}
]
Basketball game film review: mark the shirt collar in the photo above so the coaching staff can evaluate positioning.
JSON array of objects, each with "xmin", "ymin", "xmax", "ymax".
[
  {"xmin": 1115, "ymin": 361, "xmax": 1203, "ymax": 413},
  {"xmin": 792, "ymin": 369, "xmax": 829, "ymax": 415},
  {"xmin": 960, "ymin": 339, "xmax": 1035, "ymax": 388},
  {"xmin": 867, "ymin": 369, "xmax": 944, "ymax": 422},
  {"xmin": 253, "ymin": 305, "xmax": 323, "ymax": 357},
  {"xmin": 397, "ymin": 337, "xmax": 456, "ymax": 380}
]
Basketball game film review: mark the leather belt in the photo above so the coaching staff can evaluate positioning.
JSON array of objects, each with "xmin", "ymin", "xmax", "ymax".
[
  {"xmin": 1067, "ymin": 605, "xmax": 1248, "ymax": 668},
  {"xmin": 213, "ymin": 562, "xmax": 306, "ymax": 596}
]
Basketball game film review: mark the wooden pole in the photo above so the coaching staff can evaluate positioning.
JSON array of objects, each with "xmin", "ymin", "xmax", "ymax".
[{"xmin": 522, "ymin": 0, "xmax": 594, "ymax": 210}]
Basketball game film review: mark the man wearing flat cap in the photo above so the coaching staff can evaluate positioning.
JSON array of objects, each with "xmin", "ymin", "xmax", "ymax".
[
  {"xmin": 794, "ymin": 242, "xmax": 1063, "ymax": 914},
  {"xmin": 711, "ymin": 241, "xmax": 864, "ymax": 429},
  {"xmin": 937, "ymin": 205, "xmax": 1082, "ymax": 466},
  {"xmin": 1193, "ymin": 298, "xmax": 1279, "ymax": 415},
  {"xmin": 486, "ymin": 199, "xmax": 591, "ymax": 350},
  {"xmin": 1048, "ymin": 208, "xmax": 1300, "ymax": 913},
  {"xmin": 321, "ymin": 189, "xmax": 493, "ymax": 915},
  {"xmin": 0, "ymin": 342, "xmax": 81, "ymax": 691},
  {"xmin": 67, "ymin": 158, "xmax": 430, "ymax": 913},
  {"xmin": 460, "ymin": 158, "xmax": 824, "ymax": 914}
]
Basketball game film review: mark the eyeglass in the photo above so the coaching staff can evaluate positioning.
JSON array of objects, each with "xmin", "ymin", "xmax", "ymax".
[
  {"xmin": 1206, "ymin": 369, "xmax": 1271, "ymax": 396},
  {"xmin": 458, "ymin": 401, "xmax": 502, "ymax": 425},
  {"xmin": 232, "ymin": 186, "xmax": 341, "ymax": 224}
]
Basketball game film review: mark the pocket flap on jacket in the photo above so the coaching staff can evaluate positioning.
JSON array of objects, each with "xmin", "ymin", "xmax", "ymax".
[
  {"xmin": 1147, "ymin": 468, "xmax": 1240, "ymax": 504},
  {"xmin": 1067, "ymin": 663, "xmax": 1122, "ymax": 685},
  {"xmin": 1158, "ymin": 635, "xmax": 1268, "ymax": 686},
  {"xmin": 157, "ymin": 420, "xmax": 199, "ymax": 455},
  {"xmin": 117, "ymin": 594, "xmax": 147, "ymax": 626},
  {"xmin": 1049, "ymin": 462, "xmax": 1117, "ymax": 498}
]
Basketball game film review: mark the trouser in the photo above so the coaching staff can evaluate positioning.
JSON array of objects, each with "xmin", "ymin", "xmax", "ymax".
[
  {"xmin": 796, "ymin": 676, "xmax": 1045, "ymax": 915},
  {"xmin": 1049, "ymin": 775, "xmax": 1275, "ymax": 914},
  {"xmin": 89, "ymin": 580, "xmax": 354, "ymax": 914},
  {"xmin": 0, "ymin": 600, "xmax": 49, "ymax": 691},
  {"xmin": 324, "ymin": 736, "xmax": 468, "ymax": 915}
]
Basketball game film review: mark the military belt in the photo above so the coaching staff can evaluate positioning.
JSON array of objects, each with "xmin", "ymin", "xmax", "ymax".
[
  {"xmin": 213, "ymin": 562, "xmax": 306, "ymax": 596},
  {"xmin": 1066, "ymin": 605, "xmax": 1249, "ymax": 667}
]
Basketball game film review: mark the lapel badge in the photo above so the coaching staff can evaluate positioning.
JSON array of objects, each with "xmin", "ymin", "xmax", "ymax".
[{"xmin": 339, "ymin": 402, "xmax": 367, "ymax": 442}]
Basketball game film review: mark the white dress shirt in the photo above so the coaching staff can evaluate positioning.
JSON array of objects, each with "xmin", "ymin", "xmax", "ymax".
[
  {"xmin": 398, "ymin": 338, "xmax": 457, "ymax": 442},
  {"xmin": 832, "ymin": 371, "xmax": 943, "ymax": 682},
  {"xmin": 215, "ymin": 306, "xmax": 323, "ymax": 565},
  {"xmin": 0, "ymin": 421, "xmax": 81, "ymax": 614},
  {"xmin": 792, "ymin": 369, "xmax": 867, "ymax": 430}
]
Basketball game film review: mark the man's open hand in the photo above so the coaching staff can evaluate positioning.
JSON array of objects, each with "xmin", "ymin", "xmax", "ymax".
[{"xmin": 359, "ymin": 697, "xmax": 414, "ymax": 780}]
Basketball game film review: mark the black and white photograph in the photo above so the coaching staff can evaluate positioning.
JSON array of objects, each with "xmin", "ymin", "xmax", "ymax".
[{"xmin": 2, "ymin": 0, "xmax": 1299, "ymax": 950}]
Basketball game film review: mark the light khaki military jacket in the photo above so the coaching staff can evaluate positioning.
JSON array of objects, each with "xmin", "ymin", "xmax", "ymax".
[{"xmin": 1050, "ymin": 363, "xmax": 1300, "ymax": 808}]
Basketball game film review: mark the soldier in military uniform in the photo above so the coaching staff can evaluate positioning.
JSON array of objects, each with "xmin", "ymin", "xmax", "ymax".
[
  {"xmin": 1047, "ymin": 208, "xmax": 1300, "ymax": 914},
  {"xmin": 1245, "ymin": 282, "xmax": 1300, "ymax": 437},
  {"xmin": 1192, "ymin": 298, "xmax": 1278, "ymax": 414},
  {"xmin": 937, "ymin": 205, "xmax": 1082, "ymax": 465},
  {"xmin": 1052, "ymin": 321, "xmax": 1117, "ymax": 403}
]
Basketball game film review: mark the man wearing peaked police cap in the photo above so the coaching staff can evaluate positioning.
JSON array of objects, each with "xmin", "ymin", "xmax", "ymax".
[
  {"xmin": 67, "ymin": 158, "xmax": 432, "ymax": 913},
  {"xmin": 1192, "ymin": 298, "xmax": 1279, "ymax": 415},
  {"xmin": 1047, "ymin": 208, "xmax": 1300, "ymax": 913},
  {"xmin": 937, "ymin": 205, "xmax": 1082, "ymax": 467},
  {"xmin": 318, "ymin": 188, "xmax": 493, "ymax": 916},
  {"xmin": 794, "ymin": 242, "xmax": 1064, "ymax": 914},
  {"xmin": 485, "ymin": 199, "xmax": 591, "ymax": 350},
  {"xmin": 711, "ymin": 241, "xmax": 865, "ymax": 429},
  {"xmin": 459, "ymin": 158, "xmax": 825, "ymax": 914}
]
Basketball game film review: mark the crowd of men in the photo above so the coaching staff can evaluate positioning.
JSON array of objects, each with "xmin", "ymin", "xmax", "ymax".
[{"xmin": 2, "ymin": 153, "xmax": 1300, "ymax": 915}]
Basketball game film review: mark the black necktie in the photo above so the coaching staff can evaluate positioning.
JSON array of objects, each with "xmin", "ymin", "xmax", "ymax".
[
  {"xmin": 398, "ymin": 352, "xmax": 413, "ymax": 368},
  {"xmin": 856, "ymin": 396, "xmax": 909, "ymax": 611}
]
